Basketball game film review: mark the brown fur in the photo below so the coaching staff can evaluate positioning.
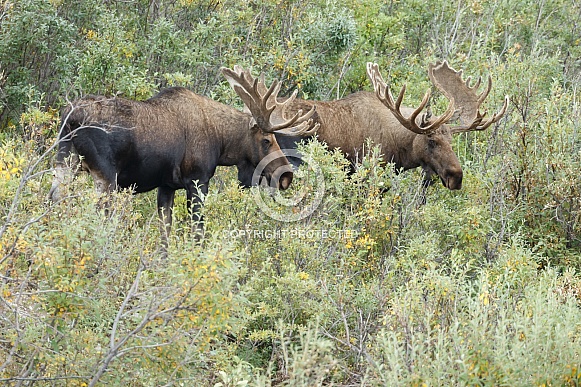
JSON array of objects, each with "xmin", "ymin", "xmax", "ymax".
[{"xmin": 285, "ymin": 91, "xmax": 463, "ymax": 189}]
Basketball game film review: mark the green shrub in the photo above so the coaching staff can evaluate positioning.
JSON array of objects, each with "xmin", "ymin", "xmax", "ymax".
[{"xmin": 2, "ymin": 0, "xmax": 581, "ymax": 384}]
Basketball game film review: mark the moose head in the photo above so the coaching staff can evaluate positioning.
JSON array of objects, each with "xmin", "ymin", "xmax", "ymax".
[
  {"xmin": 367, "ymin": 61, "xmax": 509, "ymax": 190},
  {"xmin": 221, "ymin": 66, "xmax": 319, "ymax": 190}
]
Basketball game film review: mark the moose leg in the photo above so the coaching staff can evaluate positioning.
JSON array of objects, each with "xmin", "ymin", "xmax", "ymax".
[
  {"xmin": 236, "ymin": 162, "xmax": 253, "ymax": 188},
  {"xmin": 419, "ymin": 168, "xmax": 436, "ymax": 205},
  {"xmin": 86, "ymin": 166, "xmax": 117, "ymax": 215},
  {"xmin": 74, "ymin": 136, "xmax": 118, "ymax": 212},
  {"xmin": 185, "ymin": 180, "xmax": 209, "ymax": 240},
  {"xmin": 157, "ymin": 186, "xmax": 176, "ymax": 251}
]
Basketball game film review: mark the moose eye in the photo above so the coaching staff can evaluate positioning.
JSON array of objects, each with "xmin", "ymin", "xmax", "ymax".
[
  {"xmin": 428, "ymin": 139, "xmax": 436, "ymax": 148},
  {"xmin": 262, "ymin": 138, "xmax": 271, "ymax": 147}
]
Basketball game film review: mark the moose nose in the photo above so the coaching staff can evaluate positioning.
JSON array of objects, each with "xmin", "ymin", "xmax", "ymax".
[
  {"xmin": 449, "ymin": 178, "xmax": 462, "ymax": 190},
  {"xmin": 445, "ymin": 172, "xmax": 462, "ymax": 190},
  {"xmin": 279, "ymin": 170, "xmax": 293, "ymax": 190}
]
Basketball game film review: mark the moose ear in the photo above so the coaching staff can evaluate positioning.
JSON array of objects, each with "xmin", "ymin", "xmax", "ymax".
[{"xmin": 247, "ymin": 118, "xmax": 260, "ymax": 132}]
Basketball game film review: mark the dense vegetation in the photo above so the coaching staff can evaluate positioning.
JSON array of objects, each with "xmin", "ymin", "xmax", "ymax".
[{"xmin": 1, "ymin": 0, "xmax": 580, "ymax": 385}]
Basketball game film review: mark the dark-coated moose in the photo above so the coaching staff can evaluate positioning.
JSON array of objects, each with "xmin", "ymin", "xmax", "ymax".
[
  {"xmin": 274, "ymin": 61, "xmax": 508, "ymax": 190},
  {"xmin": 48, "ymin": 66, "xmax": 318, "ymax": 240}
]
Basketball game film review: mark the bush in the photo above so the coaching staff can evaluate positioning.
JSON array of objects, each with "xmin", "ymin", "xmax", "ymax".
[{"xmin": 1, "ymin": 0, "xmax": 581, "ymax": 385}]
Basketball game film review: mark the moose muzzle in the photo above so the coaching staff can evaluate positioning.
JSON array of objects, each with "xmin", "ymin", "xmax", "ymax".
[
  {"xmin": 253, "ymin": 148, "xmax": 295, "ymax": 190},
  {"xmin": 441, "ymin": 170, "xmax": 463, "ymax": 190},
  {"xmin": 270, "ymin": 165, "xmax": 294, "ymax": 190}
]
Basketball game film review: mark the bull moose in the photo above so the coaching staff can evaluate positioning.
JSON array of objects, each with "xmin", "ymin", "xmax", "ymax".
[
  {"xmin": 48, "ymin": 65, "xmax": 319, "ymax": 239},
  {"xmin": 273, "ymin": 61, "xmax": 508, "ymax": 190}
]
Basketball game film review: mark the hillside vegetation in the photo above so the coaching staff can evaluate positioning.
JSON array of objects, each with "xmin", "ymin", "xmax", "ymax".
[{"xmin": 1, "ymin": 0, "xmax": 581, "ymax": 385}]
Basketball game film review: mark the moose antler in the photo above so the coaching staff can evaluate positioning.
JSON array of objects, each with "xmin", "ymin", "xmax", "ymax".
[
  {"xmin": 366, "ymin": 62, "xmax": 457, "ymax": 135},
  {"xmin": 428, "ymin": 61, "xmax": 509, "ymax": 134},
  {"xmin": 221, "ymin": 65, "xmax": 319, "ymax": 136}
]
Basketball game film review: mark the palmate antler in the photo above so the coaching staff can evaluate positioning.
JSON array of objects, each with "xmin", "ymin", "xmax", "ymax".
[
  {"xmin": 428, "ymin": 61, "xmax": 509, "ymax": 134},
  {"xmin": 221, "ymin": 65, "xmax": 319, "ymax": 136},
  {"xmin": 366, "ymin": 62, "xmax": 456, "ymax": 135},
  {"xmin": 366, "ymin": 61, "xmax": 509, "ymax": 135}
]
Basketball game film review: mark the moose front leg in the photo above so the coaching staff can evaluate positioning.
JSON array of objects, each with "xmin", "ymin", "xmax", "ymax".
[
  {"xmin": 185, "ymin": 179, "xmax": 209, "ymax": 241},
  {"xmin": 87, "ymin": 167, "xmax": 118, "ymax": 216},
  {"xmin": 236, "ymin": 162, "xmax": 253, "ymax": 188},
  {"xmin": 157, "ymin": 186, "xmax": 176, "ymax": 251},
  {"xmin": 419, "ymin": 168, "xmax": 436, "ymax": 205}
]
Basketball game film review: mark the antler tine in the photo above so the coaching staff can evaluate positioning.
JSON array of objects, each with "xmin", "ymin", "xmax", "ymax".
[
  {"xmin": 264, "ymin": 80, "xmax": 319, "ymax": 136},
  {"xmin": 280, "ymin": 119, "xmax": 320, "ymax": 136},
  {"xmin": 270, "ymin": 89, "xmax": 301, "ymax": 129},
  {"xmin": 405, "ymin": 88, "xmax": 431, "ymax": 127},
  {"xmin": 221, "ymin": 65, "xmax": 319, "ymax": 136},
  {"xmin": 367, "ymin": 62, "xmax": 455, "ymax": 135},
  {"xmin": 257, "ymin": 72, "xmax": 269, "ymax": 95},
  {"xmin": 254, "ymin": 78, "xmax": 319, "ymax": 135},
  {"xmin": 468, "ymin": 76, "xmax": 482, "ymax": 90},
  {"xmin": 239, "ymin": 66, "xmax": 279, "ymax": 117},
  {"xmin": 425, "ymin": 96, "xmax": 457, "ymax": 129},
  {"xmin": 477, "ymin": 75, "xmax": 492, "ymax": 105},
  {"xmin": 257, "ymin": 77, "xmax": 280, "ymax": 117},
  {"xmin": 301, "ymin": 121, "xmax": 320, "ymax": 136}
]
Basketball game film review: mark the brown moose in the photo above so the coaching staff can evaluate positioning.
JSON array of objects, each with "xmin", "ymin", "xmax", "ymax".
[{"xmin": 276, "ymin": 61, "xmax": 508, "ymax": 190}]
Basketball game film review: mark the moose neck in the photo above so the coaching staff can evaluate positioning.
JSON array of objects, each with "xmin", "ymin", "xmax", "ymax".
[
  {"xmin": 217, "ymin": 115, "xmax": 256, "ymax": 167},
  {"xmin": 380, "ymin": 106, "xmax": 430, "ymax": 171},
  {"xmin": 394, "ymin": 132, "xmax": 426, "ymax": 171}
]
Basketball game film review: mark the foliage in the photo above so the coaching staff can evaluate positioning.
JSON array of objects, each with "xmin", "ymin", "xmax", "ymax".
[{"xmin": 1, "ymin": 0, "xmax": 581, "ymax": 385}]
